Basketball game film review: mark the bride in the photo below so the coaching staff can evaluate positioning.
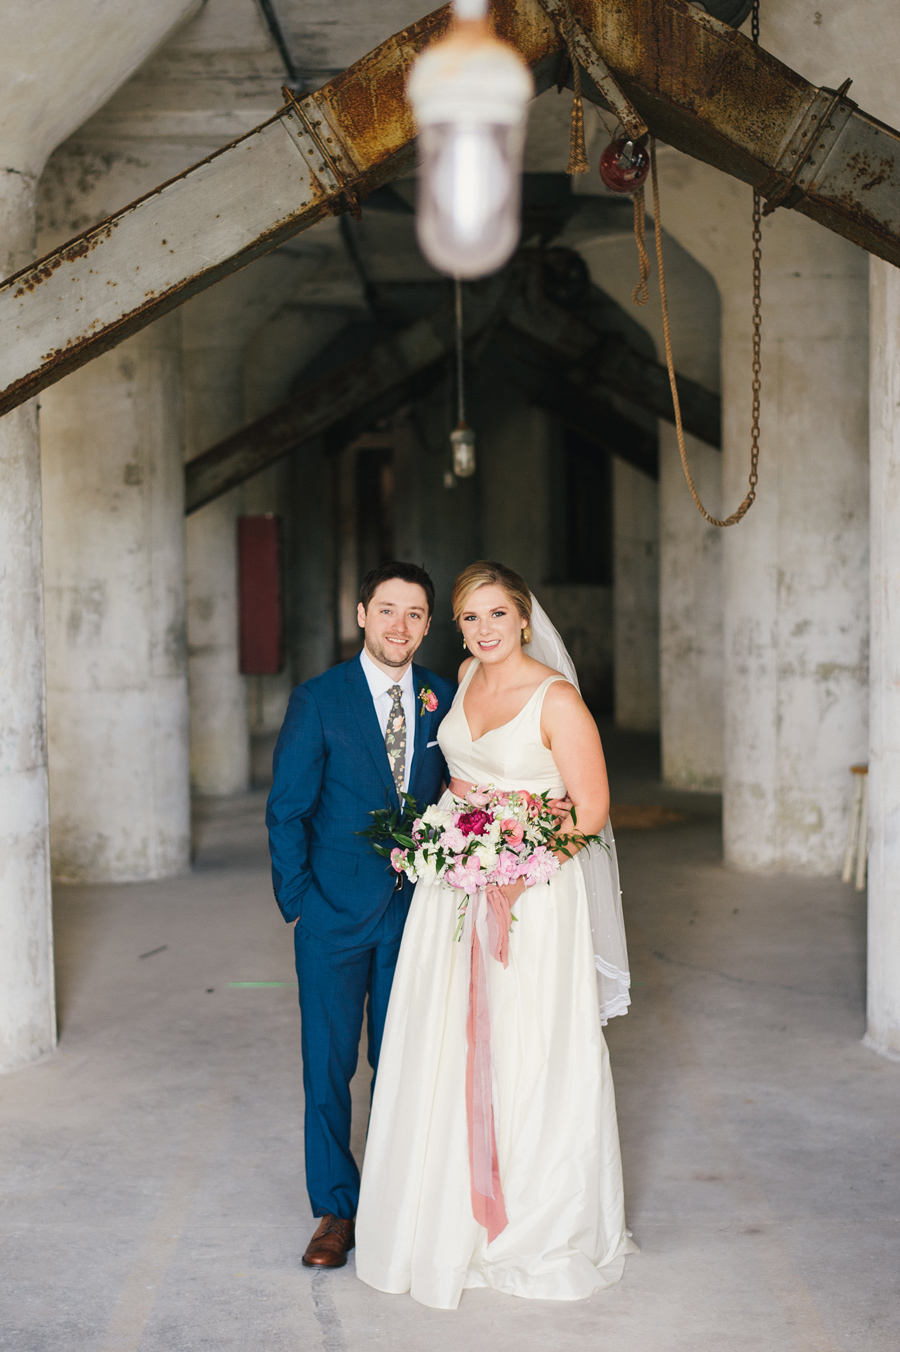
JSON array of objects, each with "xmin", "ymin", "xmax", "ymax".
[{"xmin": 355, "ymin": 560, "xmax": 635, "ymax": 1309}]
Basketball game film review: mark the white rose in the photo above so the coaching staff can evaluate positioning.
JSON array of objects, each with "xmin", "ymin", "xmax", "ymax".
[{"xmin": 416, "ymin": 858, "xmax": 439, "ymax": 887}]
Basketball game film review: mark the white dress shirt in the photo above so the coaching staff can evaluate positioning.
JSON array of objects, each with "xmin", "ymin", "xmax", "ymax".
[{"xmin": 359, "ymin": 647, "xmax": 416, "ymax": 793}]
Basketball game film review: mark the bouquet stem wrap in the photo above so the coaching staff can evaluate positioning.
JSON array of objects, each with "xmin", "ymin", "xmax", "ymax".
[
  {"xmin": 464, "ymin": 885, "xmax": 510, "ymax": 1243},
  {"xmin": 452, "ymin": 775, "xmax": 515, "ymax": 1241}
]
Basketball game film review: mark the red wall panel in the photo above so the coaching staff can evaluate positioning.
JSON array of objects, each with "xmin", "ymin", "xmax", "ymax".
[{"xmin": 238, "ymin": 515, "xmax": 283, "ymax": 675}]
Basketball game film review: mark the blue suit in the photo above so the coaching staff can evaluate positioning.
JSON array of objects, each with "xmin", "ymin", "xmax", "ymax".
[{"xmin": 266, "ymin": 653, "xmax": 455, "ymax": 1218}]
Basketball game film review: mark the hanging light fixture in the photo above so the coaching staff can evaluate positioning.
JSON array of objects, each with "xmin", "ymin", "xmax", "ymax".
[
  {"xmin": 407, "ymin": 0, "xmax": 534, "ymax": 279},
  {"xmin": 450, "ymin": 278, "xmax": 476, "ymax": 476}
]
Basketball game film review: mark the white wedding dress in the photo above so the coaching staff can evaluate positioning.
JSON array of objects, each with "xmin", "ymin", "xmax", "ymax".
[{"xmin": 355, "ymin": 661, "xmax": 636, "ymax": 1309}]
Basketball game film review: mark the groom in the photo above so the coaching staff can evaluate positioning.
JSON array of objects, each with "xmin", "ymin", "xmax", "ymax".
[{"xmin": 266, "ymin": 561, "xmax": 455, "ymax": 1270}]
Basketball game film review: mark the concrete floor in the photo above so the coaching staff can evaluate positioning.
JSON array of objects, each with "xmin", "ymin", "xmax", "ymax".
[{"xmin": 2, "ymin": 730, "xmax": 898, "ymax": 1351}]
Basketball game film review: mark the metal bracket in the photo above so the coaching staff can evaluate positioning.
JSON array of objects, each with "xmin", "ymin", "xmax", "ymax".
[
  {"xmin": 759, "ymin": 78, "xmax": 856, "ymax": 216},
  {"xmin": 537, "ymin": 0, "xmax": 647, "ymax": 139},
  {"xmin": 280, "ymin": 85, "xmax": 363, "ymax": 220}
]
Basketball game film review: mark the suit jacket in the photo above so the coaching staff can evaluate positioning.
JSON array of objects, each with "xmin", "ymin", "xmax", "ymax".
[{"xmin": 266, "ymin": 654, "xmax": 456, "ymax": 946}]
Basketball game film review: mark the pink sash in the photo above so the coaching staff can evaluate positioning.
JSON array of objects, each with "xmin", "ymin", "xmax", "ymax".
[{"xmin": 449, "ymin": 777, "xmax": 513, "ymax": 1242}]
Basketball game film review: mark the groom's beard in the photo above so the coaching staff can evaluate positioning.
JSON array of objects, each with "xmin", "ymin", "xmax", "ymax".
[{"xmin": 365, "ymin": 635, "xmax": 418, "ymax": 668}]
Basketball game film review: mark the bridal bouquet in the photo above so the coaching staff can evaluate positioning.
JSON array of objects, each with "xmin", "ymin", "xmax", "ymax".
[{"xmin": 364, "ymin": 784, "xmax": 608, "ymax": 934}]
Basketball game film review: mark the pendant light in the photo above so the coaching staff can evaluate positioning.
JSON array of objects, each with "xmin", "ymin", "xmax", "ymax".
[{"xmin": 407, "ymin": 0, "xmax": 534, "ymax": 279}]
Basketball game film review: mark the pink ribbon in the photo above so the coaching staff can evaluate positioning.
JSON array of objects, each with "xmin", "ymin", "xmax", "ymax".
[{"xmin": 450, "ymin": 777, "xmax": 511, "ymax": 1242}]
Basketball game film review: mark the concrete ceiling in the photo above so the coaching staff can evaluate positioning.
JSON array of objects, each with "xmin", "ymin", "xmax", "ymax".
[{"xmin": 267, "ymin": 0, "xmax": 431, "ymax": 84}]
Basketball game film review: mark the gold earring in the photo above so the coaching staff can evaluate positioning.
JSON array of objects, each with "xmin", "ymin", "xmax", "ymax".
[{"xmin": 462, "ymin": 637, "xmax": 467, "ymax": 649}]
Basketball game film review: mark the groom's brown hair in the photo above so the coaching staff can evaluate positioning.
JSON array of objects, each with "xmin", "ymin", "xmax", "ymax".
[{"xmin": 359, "ymin": 561, "xmax": 436, "ymax": 616}]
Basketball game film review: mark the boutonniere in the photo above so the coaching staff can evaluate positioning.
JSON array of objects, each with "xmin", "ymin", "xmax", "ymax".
[{"xmin": 418, "ymin": 684, "xmax": 439, "ymax": 717}]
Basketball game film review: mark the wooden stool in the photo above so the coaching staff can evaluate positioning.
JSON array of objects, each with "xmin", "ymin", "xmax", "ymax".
[{"xmin": 841, "ymin": 764, "xmax": 868, "ymax": 892}]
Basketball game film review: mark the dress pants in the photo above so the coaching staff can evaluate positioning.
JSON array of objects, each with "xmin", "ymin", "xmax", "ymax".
[{"xmin": 294, "ymin": 890, "xmax": 407, "ymax": 1219}]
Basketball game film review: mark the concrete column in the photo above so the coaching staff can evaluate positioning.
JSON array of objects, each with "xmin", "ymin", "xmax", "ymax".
[
  {"xmin": 720, "ymin": 223, "xmax": 868, "ymax": 873},
  {"xmin": 41, "ymin": 315, "xmax": 190, "ymax": 882},
  {"xmin": 866, "ymin": 257, "xmax": 900, "ymax": 1058},
  {"xmin": 0, "ymin": 173, "xmax": 55, "ymax": 1070},
  {"xmin": 656, "ymin": 154, "xmax": 869, "ymax": 873},
  {"xmin": 658, "ymin": 427, "xmax": 723, "ymax": 789},
  {"xmin": 613, "ymin": 459, "xmax": 660, "ymax": 732}
]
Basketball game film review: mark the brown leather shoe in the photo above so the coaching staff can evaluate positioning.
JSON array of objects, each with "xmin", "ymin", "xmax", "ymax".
[{"xmin": 302, "ymin": 1214, "xmax": 355, "ymax": 1268}]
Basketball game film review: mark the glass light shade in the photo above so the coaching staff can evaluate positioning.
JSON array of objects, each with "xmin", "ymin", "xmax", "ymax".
[
  {"xmin": 408, "ymin": 18, "xmax": 533, "ymax": 279},
  {"xmin": 451, "ymin": 425, "xmax": 476, "ymax": 477},
  {"xmin": 416, "ymin": 121, "xmax": 523, "ymax": 279}
]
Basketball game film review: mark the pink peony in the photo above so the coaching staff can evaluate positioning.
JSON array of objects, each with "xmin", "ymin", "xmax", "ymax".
[
  {"xmin": 423, "ymin": 691, "xmax": 439, "ymax": 712},
  {"xmin": 458, "ymin": 808, "xmax": 490, "ymax": 837},
  {"xmin": 447, "ymin": 857, "xmax": 485, "ymax": 893},
  {"xmin": 390, "ymin": 847, "xmax": 407, "ymax": 873},
  {"xmin": 440, "ymin": 825, "xmax": 467, "ymax": 853},
  {"xmin": 465, "ymin": 785, "xmax": 493, "ymax": 807},
  {"xmin": 500, "ymin": 817, "xmax": 524, "ymax": 846},
  {"xmin": 522, "ymin": 845, "xmax": 558, "ymax": 887},
  {"xmin": 492, "ymin": 849, "xmax": 524, "ymax": 884}
]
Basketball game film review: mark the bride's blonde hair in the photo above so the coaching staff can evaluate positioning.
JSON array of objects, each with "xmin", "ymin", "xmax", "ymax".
[{"xmin": 451, "ymin": 560, "xmax": 533, "ymax": 646}]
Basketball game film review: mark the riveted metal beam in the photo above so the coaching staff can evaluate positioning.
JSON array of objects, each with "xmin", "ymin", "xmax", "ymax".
[{"xmin": 2, "ymin": 0, "xmax": 900, "ymax": 419}]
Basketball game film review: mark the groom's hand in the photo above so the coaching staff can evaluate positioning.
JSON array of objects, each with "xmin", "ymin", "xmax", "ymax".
[{"xmin": 548, "ymin": 795, "xmax": 573, "ymax": 822}]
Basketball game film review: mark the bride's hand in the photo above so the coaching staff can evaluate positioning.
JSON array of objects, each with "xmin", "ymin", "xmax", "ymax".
[{"xmin": 493, "ymin": 878, "xmax": 526, "ymax": 907}]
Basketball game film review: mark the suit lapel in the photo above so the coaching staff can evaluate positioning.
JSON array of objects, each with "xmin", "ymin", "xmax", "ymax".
[
  {"xmin": 410, "ymin": 667, "xmax": 428, "ymax": 801},
  {"xmin": 345, "ymin": 657, "xmax": 397, "ymax": 806}
]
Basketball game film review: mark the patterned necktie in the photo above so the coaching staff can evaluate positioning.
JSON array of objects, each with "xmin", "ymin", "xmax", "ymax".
[{"xmin": 385, "ymin": 685, "xmax": 406, "ymax": 797}]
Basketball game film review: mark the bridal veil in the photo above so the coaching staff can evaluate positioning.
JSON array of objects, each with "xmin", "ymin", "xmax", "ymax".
[{"xmin": 524, "ymin": 594, "xmax": 631, "ymax": 1024}]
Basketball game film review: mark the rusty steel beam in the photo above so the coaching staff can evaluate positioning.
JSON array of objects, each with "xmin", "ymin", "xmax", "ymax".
[{"xmin": 3, "ymin": 0, "xmax": 900, "ymax": 418}]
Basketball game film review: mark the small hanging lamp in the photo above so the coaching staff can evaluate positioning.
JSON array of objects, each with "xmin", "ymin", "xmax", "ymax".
[{"xmin": 450, "ymin": 278, "xmax": 476, "ymax": 477}]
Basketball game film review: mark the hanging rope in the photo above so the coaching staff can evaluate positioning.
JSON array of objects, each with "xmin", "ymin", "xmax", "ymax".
[
  {"xmin": 561, "ymin": 0, "xmax": 590, "ymax": 173},
  {"xmin": 631, "ymin": 187, "xmax": 651, "ymax": 305},
  {"xmin": 649, "ymin": 138, "xmax": 762, "ymax": 528}
]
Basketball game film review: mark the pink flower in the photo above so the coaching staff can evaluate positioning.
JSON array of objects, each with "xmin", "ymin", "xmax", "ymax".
[
  {"xmin": 390, "ymin": 847, "xmax": 407, "ymax": 873},
  {"xmin": 492, "ymin": 850, "xmax": 524, "ymax": 884},
  {"xmin": 440, "ymin": 825, "xmax": 467, "ymax": 853},
  {"xmin": 418, "ymin": 685, "xmax": 439, "ymax": 716},
  {"xmin": 522, "ymin": 846, "xmax": 559, "ymax": 887},
  {"xmin": 500, "ymin": 817, "xmax": 524, "ymax": 846},
  {"xmin": 465, "ymin": 785, "xmax": 493, "ymax": 807},
  {"xmin": 447, "ymin": 858, "xmax": 485, "ymax": 893},
  {"xmin": 458, "ymin": 808, "xmax": 490, "ymax": 837}
]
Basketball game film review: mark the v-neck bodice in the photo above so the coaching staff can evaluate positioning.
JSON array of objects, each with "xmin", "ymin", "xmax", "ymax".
[{"xmin": 437, "ymin": 660, "xmax": 568, "ymax": 795}]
